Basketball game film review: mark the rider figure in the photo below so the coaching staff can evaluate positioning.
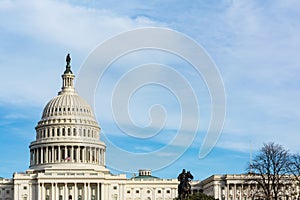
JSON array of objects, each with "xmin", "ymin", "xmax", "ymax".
[
  {"xmin": 177, "ymin": 169, "xmax": 187, "ymax": 194},
  {"xmin": 178, "ymin": 169, "xmax": 186, "ymax": 184}
]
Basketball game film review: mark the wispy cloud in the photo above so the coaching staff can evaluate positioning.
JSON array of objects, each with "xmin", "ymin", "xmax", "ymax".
[{"xmin": 0, "ymin": 0, "xmax": 300, "ymax": 178}]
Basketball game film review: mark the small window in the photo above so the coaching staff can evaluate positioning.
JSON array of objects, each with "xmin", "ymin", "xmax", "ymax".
[
  {"xmin": 113, "ymin": 186, "xmax": 117, "ymax": 190},
  {"xmin": 136, "ymin": 190, "xmax": 139, "ymax": 194},
  {"xmin": 158, "ymin": 190, "xmax": 161, "ymax": 194},
  {"xmin": 127, "ymin": 190, "xmax": 130, "ymax": 194},
  {"xmin": 166, "ymin": 190, "xmax": 170, "ymax": 194},
  {"xmin": 23, "ymin": 186, "xmax": 27, "ymax": 190}
]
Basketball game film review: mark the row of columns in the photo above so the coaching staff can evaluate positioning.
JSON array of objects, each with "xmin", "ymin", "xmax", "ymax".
[
  {"xmin": 220, "ymin": 183, "xmax": 265, "ymax": 199},
  {"xmin": 38, "ymin": 182, "xmax": 105, "ymax": 200},
  {"xmin": 213, "ymin": 182, "xmax": 300, "ymax": 200},
  {"xmin": 30, "ymin": 146, "xmax": 105, "ymax": 166},
  {"xmin": 36, "ymin": 127, "xmax": 98, "ymax": 140}
]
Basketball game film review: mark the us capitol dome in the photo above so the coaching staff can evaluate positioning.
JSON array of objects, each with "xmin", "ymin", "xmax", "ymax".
[{"xmin": 29, "ymin": 54, "xmax": 107, "ymax": 172}]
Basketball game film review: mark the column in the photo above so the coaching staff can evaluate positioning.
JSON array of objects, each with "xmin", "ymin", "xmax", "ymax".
[
  {"xmin": 84, "ymin": 183, "xmax": 88, "ymax": 200},
  {"xmin": 89, "ymin": 147, "xmax": 92, "ymax": 163},
  {"xmin": 88, "ymin": 183, "xmax": 91, "ymax": 200},
  {"xmin": 92, "ymin": 148, "xmax": 94, "ymax": 163},
  {"xmin": 227, "ymin": 184, "xmax": 230, "ymax": 199},
  {"xmin": 55, "ymin": 183, "xmax": 59, "ymax": 200},
  {"xmin": 234, "ymin": 184, "xmax": 237, "ymax": 200},
  {"xmin": 52, "ymin": 146, "xmax": 55, "ymax": 163},
  {"xmin": 103, "ymin": 149, "xmax": 106, "ymax": 166},
  {"xmin": 31, "ymin": 150, "xmax": 33, "ymax": 165},
  {"xmin": 33, "ymin": 149, "xmax": 35, "ymax": 165},
  {"xmin": 97, "ymin": 183, "xmax": 100, "ymax": 200},
  {"xmin": 76, "ymin": 146, "xmax": 80, "ymax": 162},
  {"xmin": 51, "ymin": 183, "xmax": 55, "ymax": 200},
  {"xmin": 57, "ymin": 146, "xmax": 61, "ymax": 162},
  {"xmin": 64, "ymin": 146, "xmax": 67, "ymax": 160},
  {"xmin": 30, "ymin": 150, "xmax": 32, "ymax": 165},
  {"xmin": 101, "ymin": 184, "xmax": 104, "ymax": 200},
  {"xmin": 82, "ymin": 147, "xmax": 85, "ymax": 163},
  {"xmin": 100, "ymin": 149, "xmax": 102, "ymax": 165},
  {"xmin": 36, "ymin": 148, "xmax": 38, "ymax": 164},
  {"xmin": 98, "ymin": 149, "xmax": 101, "ymax": 165},
  {"xmin": 100, "ymin": 149, "xmax": 103, "ymax": 165},
  {"xmin": 74, "ymin": 183, "xmax": 78, "ymax": 200},
  {"xmin": 37, "ymin": 147, "xmax": 40, "ymax": 164},
  {"xmin": 42, "ymin": 147, "xmax": 45, "ymax": 164},
  {"xmin": 38, "ymin": 183, "xmax": 41, "ymax": 200},
  {"xmin": 78, "ymin": 147, "xmax": 81, "ymax": 162},
  {"xmin": 97, "ymin": 148, "xmax": 99, "ymax": 164},
  {"xmin": 41, "ymin": 183, "xmax": 45, "ymax": 200},
  {"xmin": 71, "ymin": 146, "xmax": 74, "ymax": 162},
  {"xmin": 45, "ymin": 146, "xmax": 48, "ymax": 163},
  {"xmin": 64, "ymin": 183, "xmax": 68, "ymax": 200}
]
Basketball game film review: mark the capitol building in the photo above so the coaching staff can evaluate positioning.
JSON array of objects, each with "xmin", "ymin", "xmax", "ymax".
[
  {"xmin": 1, "ymin": 55, "xmax": 298, "ymax": 200},
  {"xmin": 0, "ymin": 55, "xmax": 192, "ymax": 200}
]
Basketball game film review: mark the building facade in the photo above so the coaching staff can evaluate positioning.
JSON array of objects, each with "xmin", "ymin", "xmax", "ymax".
[
  {"xmin": 4, "ymin": 55, "xmax": 298, "ymax": 200},
  {"xmin": 1, "ymin": 55, "xmax": 184, "ymax": 200},
  {"xmin": 199, "ymin": 174, "xmax": 299, "ymax": 200}
]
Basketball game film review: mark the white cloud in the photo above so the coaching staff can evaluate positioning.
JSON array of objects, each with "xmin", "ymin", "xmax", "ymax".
[{"xmin": 0, "ymin": 0, "xmax": 164, "ymax": 107}]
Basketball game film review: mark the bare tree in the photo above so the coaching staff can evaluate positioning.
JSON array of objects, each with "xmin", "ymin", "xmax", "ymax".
[
  {"xmin": 290, "ymin": 153, "xmax": 300, "ymax": 179},
  {"xmin": 247, "ymin": 142, "xmax": 291, "ymax": 200}
]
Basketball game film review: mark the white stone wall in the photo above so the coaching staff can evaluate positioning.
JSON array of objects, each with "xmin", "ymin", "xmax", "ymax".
[
  {"xmin": 125, "ymin": 179, "xmax": 178, "ymax": 200},
  {"xmin": 200, "ymin": 174, "xmax": 300, "ymax": 200},
  {"xmin": 0, "ymin": 178, "xmax": 14, "ymax": 200}
]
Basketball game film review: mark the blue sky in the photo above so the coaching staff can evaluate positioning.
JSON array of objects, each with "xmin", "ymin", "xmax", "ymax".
[{"xmin": 0, "ymin": 0, "xmax": 300, "ymax": 180}]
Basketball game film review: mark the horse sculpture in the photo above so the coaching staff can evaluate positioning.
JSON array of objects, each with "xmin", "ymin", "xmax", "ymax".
[{"xmin": 178, "ymin": 170, "xmax": 194, "ymax": 200}]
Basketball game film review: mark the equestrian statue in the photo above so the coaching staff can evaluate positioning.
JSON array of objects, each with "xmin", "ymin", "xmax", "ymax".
[{"xmin": 177, "ymin": 169, "xmax": 194, "ymax": 200}]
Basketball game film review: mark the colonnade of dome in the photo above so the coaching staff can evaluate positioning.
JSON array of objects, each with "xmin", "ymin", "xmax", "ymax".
[{"xmin": 29, "ymin": 145, "xmax": 105, "ymax": 166}]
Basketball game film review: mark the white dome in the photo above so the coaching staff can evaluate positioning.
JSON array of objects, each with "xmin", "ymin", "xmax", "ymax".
[
  {"xmin": 29, "ymin": 54, "xmax": 107, "ymax": 172},
  {"xmin": 42, "ymin": 93, "xmax": 94, "ymax": 119}
]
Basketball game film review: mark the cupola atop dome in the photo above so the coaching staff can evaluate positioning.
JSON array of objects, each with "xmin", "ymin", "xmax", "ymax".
[{"xmin": 59, "ymin": 53, "xmax": 75, "ymax": 95}]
